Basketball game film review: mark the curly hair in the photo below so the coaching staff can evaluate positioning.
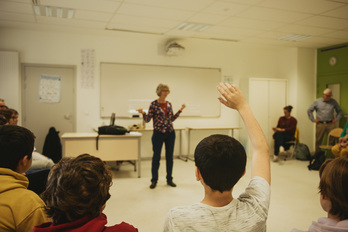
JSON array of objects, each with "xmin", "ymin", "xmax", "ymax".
[
  {"xmin": 156, "ymin": 83, "xmax": 170, "ymax": 96},
  {"xmin": 319, "ymin": 156, "xmax": 348, "ymax": 220},
  {"xmin": 41, "ymin": 154, "xmax": 113, "ymax": 225}
]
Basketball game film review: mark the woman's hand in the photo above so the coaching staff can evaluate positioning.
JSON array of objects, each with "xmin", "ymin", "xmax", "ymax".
[
  {"xmin": 180, "ymin": 104, "xmax": 186, "ymax": 111},
  {"xmin": 137, "ymin": 108, "xmax": 144, "ymax": 114}
]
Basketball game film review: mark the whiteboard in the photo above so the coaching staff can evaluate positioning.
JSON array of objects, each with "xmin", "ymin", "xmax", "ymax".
[{"xmin": 100, "ymin": 63, "xmax": 221, "ymax": 118}]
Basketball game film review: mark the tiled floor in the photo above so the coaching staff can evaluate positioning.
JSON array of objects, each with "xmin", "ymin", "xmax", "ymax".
[{"xmin": 103, "ymin": 155, "xmax": 325, "ymax": 232}]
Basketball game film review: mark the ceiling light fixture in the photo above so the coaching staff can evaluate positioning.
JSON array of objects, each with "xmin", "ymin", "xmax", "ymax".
[
  {"xmin": 278, "ymin": 34, "xmax": 312, "ymax": 42},
  {"xmin": 33, "ymin": 5, "xmax": 75, "ymax": 19},
  {"xmin": 176, "ymin": 22, "xmax": 211, "ymax": 32}
]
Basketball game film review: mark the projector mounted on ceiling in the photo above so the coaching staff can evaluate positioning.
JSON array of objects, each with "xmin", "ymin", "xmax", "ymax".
[{"xmin": 166, "ymin": 41, "xmax": 185, "ymax": 56}]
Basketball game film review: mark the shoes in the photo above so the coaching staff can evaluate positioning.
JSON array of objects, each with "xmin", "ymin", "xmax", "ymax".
[
  {"xmin": 279, "ymin": 146, "xmax": 285, "ymax": 153},
  {"xmin": 273, "ymin": 155, "xmax": 279, "ymax": 162},
  {"xmin": 149, "ymin": 182, "xmax": 157, "ymax": 189},
  {"xmin": 167, "ymin": 181, "xmax": 177, "ymax": 187}
]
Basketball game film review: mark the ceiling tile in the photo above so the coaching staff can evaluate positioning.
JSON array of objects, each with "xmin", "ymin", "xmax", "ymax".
[
  {"xmin": 75, "ymin": 10, "xmax": 113, "ymax": 22},
  {"xmin": 219, "ymin": 17, "xmax": 285, "ymax": 30},
  {"xmin": 36, "ymin": 16, "xmax": 107, "ymax": 29},
  {"xmin": 322, "ymin": 5, "xmax": 348, "ymax": 20},
  {"xmin": 107, "ymin": 23, "xmax": 166, "ymax": 34},
  {"xmin": 188, "ymin": 13, "xmax": 229, "ymax": 24},
  {"xmin": 41, "ymin": 0, "xmax": 122, "ymax": 13},
  {"xmin": 320, "ymin": 30, "xmax": 348, "ymax": 39},
  {"xmin": 202, "ymin": 1, "xmax": 251, "ymax": 15},
  {"xmin": 0, "ymin": 12, "xmax": 36, "ymax": 22},
  {"xmin": 297, "ymin": 15, "xmax": 348, "ymax": 30},
  {"xmin": 110, "ymin": 14, "xmax": 180, "ymax": 29},
  {"xmin": 275, "ymin": 24, "xmax": 333, "ymax": 36},
  {"xmin": 123, "ymin": 0, "xmax": 215, "ymax": 11},
  {"xmin": 117, "ymin": 3, "xmax": 194, "ymax": 20},
  {"xmin": 258, "ymin": 0, "xmax": 344, "ymax": 14},
  {"xmin": 0, "ymin": 1, "xmax": 33, "ymax": 14},
  {"xmin": 236, "ymin": 6, "xmax": 311, "ymax": 23}
]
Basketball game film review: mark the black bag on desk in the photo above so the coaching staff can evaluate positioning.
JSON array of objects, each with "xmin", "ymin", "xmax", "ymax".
[{"xmin": 98, "ymin": 125, "xmax": 128, "ymax": 135}]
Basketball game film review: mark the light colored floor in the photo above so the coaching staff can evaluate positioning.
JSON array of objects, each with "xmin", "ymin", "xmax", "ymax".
[{"xmin": 103, "ymin": 155, "xmax": 325, "ymax": 232}]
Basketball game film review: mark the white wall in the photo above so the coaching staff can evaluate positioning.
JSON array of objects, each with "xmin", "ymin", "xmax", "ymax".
[{"xmin": 0, "ymin": 28, "xmax": 316, "ymax": 157}]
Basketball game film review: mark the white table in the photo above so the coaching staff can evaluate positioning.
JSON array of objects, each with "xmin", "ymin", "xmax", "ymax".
[
  {"xmin": 180, "ymin": 127, "xmax": 242, "ymax": 161},
  {"xmin": 61, "ymin": 132, "xmax": 142, "ymax": 177}
]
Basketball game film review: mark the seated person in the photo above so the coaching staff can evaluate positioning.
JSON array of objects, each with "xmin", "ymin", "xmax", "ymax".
[
  {"xmin": 0, "ymin": 98, "xmax": 7, "ymax": 110},
  {"xmin": 0, "ymin": 125, "xmax": 50, "ymax": 231},
  {"xmin": 291, "ymin": 156, "xmax": 348, "ymax": 231},
  {"xmin": 0, "ymin": 114, "xmax": 8, "ymax": 125},
  {"xmin": 34, "ymin": 154, "xmax": 138, "ymax": 232},
  {"xmin": 272, "ymin": 105, "xmax": 297, "ymax": 162},
  {"xmin": 331, "ymin": 122, "xmax": 348, "ymax": 158},
  {"xmin": 0, "ymin": 108, "xmax": 18, "ymax": 125},
  {"xmin": 164, "ymin": 83, "xmax": 270, "ymax": 231}
]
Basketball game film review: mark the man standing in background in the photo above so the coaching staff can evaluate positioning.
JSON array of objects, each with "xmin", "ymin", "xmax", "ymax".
[{"xmin": 307, "ymin": 88, "xmax": 342, "ymax": 153}]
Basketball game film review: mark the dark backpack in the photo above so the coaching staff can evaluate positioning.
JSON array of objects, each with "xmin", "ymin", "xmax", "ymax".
[
  {"xmin": 42, "ymin": 127, "xmax": 62, "ymax": 163},
  {"xmin": 98, "ymin": 125, "xmax": 128, "ymax": 135},
  {"xmin": 308, "ymin": 151, "xmax": 326, "ymax": 171},
  {"xmin": 294, "ymin": 143, "xmax": 311, "ymax": 161}
]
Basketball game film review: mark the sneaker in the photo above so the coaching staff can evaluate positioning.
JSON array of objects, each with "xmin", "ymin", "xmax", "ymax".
[
  {"xmin": 167, "ymin": 181, "xmax": 177, "ymax": 187},
  {"xmin": 150, "ymin": 182, "xmax": 157, "ymax": 189},
  {"xmin": 279, "ymin": 146, "xmax": 285, "ymax": 153},
  {"xmin": 273, "ymin": 155, "xmax": 279, "ymax": 162}
]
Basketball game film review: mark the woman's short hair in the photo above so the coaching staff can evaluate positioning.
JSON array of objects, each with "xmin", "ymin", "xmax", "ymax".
[
  {"xmin": 0, "ymin": 108, "xmax": 17, "ymax": 122},
  {"xmin": 283, "ymin": 105, "xmax": 293, "ymax": 113},
  {"xmin": 156, "ymin": 84, "xmax": 170, "ymax": 96},
  {"xmin": 319, "ymin": 156, "xmax": 348, "ymax": 220},
  {"xmin": 41, "ymin": 154, "xmax": 113, "ymax": 225}
]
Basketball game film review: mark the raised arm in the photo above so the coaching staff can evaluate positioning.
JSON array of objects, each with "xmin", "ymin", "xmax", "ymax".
[{"xmin": 217, "ymin": 83, "xmax": 270, "ymax": 184}]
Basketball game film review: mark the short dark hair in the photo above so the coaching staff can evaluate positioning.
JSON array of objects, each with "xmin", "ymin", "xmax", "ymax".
[
  {"xmin": 194, "ymin": 134, "xmax": 247, "ymax": 193},
  {"xmin": 42, "ymin": 154, "xmax": 113, "ymax": 225},
  {"xmin": 0, "ymin": 108, "xmax": 18, "ymax": 121},
  {"xmin": 319, "ymin": 156, "xmax": 348, "ymax": 220},
  {"xmin": 0, "ymin": 125, "xmax": 35, "ymax": 171}
]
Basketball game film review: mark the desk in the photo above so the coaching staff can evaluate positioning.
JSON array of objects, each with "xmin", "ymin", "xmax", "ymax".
[
  {"xmin": 61, "ymin": 132, "xmax": 142, "ymax": 177},
  {"xmin": 181, "ymin": 127, "xmax": 241, "ymax": 161}
]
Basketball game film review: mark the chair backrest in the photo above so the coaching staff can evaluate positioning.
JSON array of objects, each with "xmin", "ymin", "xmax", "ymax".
[
  {"xmin": 327, "ymin": 128, "xmax": 343, "ymax": 145},
  {"xmin": 294, "ymin": 127, "xmax": 299, "ymax": 144}
]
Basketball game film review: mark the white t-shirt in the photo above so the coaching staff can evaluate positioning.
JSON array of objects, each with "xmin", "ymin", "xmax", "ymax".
[{"xmin": 164, "ymin": 176, "xmax": 271, "ymax": 232}]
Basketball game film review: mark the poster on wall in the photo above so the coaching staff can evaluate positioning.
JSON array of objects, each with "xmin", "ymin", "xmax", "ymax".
[
  {"xmin": 81, "ymin": 49, "xmax": 95, "ymax": 89},
  {"xmin": 38, "ymin": 75, "xmax": 61, "ymax": 103}
]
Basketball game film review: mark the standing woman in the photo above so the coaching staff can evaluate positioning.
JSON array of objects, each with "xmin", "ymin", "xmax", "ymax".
[
  {"xmin": 272, "ymin": 105, "xmax": 297, "ymax": 162},
  {"xmin": 137, "ymin": 84, "xmax": 185, "ymax": 189}
]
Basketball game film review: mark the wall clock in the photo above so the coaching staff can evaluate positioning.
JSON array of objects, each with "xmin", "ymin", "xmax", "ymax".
[{"xmin": 329, "ymin": 56, "xmax": 337, "ymax": 66}]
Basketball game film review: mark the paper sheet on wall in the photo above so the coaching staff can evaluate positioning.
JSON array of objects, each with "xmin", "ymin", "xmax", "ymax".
[
  {"xmin": 81, "ymin": 49, "xmax": 95, "ymax": 89},
  {"xmin": 39, "ymin": 75, "xmax": 61, "ymax": 103}
]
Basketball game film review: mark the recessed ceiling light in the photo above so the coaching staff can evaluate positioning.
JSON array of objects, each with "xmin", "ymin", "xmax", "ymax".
[
  {"xmin": 176, "ymin": 22, "xmax": 211, "ymax": 32},
  {"xmin": 33, "ymin": 5, "xmax": 75, "ymax": 19}
]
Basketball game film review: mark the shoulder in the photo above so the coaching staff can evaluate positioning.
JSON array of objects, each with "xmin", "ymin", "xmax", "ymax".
[
  {"xmin": 106, "ymin": 222, "xmax": 138, "ymax": 232},
  {"xmin": 238, "ymin": 176, "xmax": 271, "ymax": 206}
]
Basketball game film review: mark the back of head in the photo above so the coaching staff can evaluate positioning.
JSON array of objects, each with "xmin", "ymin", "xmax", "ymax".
[
  {"xmin": 319, "ymin": 156, "xmax": 348, "ymax": 220},
  {"xmin": 0, "ymin": 125, "xmax": 35, "ymax": 171},
  {"xmin": 194, "ymin": 134, "xmax": 246, "ymax": 192},
  {"xmin": 323, "ymin": 88, "xmax": 332, "ymax": 95},
  {"xmin": 42, "ymin": 154, "xmax": 113, "ymax": 225}
]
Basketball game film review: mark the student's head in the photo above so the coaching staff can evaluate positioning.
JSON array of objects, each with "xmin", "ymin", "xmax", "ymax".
[
  {"xmin": 194, "ymin": 134, "xmax": 247, "ymax": 193},
  {"xmin": 42, "ymin": 154, "xmax": 113, "ymax": 225},
  {"xmin": 319, "ymin": 156, "xmax": 348, "ymax": 220},
  {"xmin": 283, "ymin": 105, "xmax": 293, "ymax": 117},
  {"xmin": 156, "ymin": 83, "xmax": 170, "ymax": 97},
  {"xmin": 322, "ymin": 88, "xmax": 332, "ymax": 102},
  {"xmin": 0, "ymin": 108, "xmax": 18, "ymax": 125},
  {"xmin": 0, "ymin": 98, "xmax": 7, "ymax": 110},
  {"xmin": 0, "ymin": 125, "xmax": 35, "ymax": 172},
  {"xmin": 0, "ymin": 114, "xmax": 8, "ymax": 125}
]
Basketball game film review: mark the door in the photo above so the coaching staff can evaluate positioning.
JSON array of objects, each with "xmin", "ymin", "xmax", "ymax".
[
  {"xmin": 249, "ymin": 78, "xmax": 287, "ymax": 155},
  {"xmin": 22, "ymin": 64, "xmax": 75, "ymax": 153}
]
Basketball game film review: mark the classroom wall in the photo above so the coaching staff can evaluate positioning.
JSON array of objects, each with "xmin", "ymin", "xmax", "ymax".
[{"xmin": 0, "ymin": 27, "xmax": 316, "ymax": 156}]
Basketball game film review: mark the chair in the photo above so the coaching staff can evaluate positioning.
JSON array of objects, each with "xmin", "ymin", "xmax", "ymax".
[
  {"xmin": 319, "ymin": 128, "xmax": 343, "ymax": 156},
  {"xmin": 285, "ymin": 127, "xmax": 299, "ymax": 160}
]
